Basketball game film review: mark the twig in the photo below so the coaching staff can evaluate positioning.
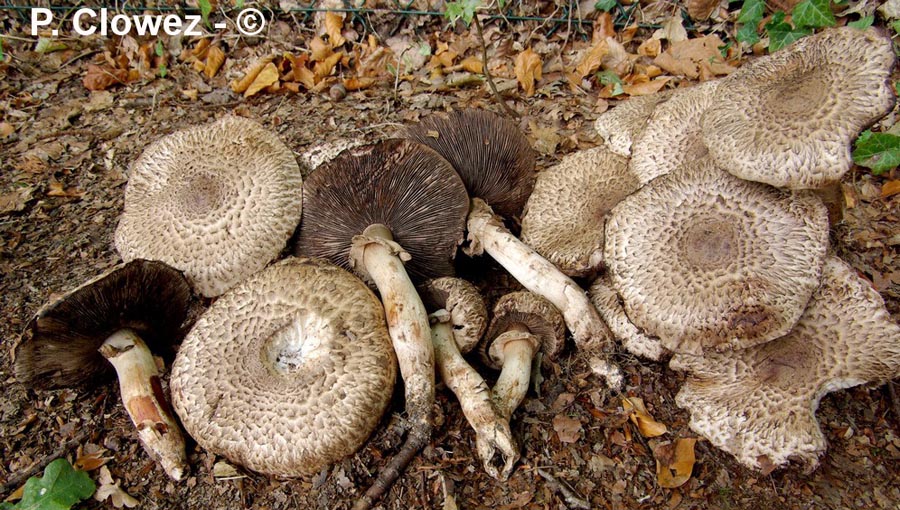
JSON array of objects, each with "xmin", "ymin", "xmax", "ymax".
[
  {"xmin": 537, "ymin": 468, "xmax": 591, "ymax": 510},
  {"xmin": 472, "ymin": 14, "xmax": 519, "ymax": 120},
  {"xmin": 1, "ymin": 428, "xmax": 90, "ymax": 496}
]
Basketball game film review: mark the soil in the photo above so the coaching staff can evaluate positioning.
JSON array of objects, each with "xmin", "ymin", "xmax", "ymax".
[{"xmin": 1, "ymin": 2, "xmax": 899, "ymax": 510}]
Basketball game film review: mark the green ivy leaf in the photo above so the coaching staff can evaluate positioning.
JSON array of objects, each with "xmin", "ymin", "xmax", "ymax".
[
  {"xmin": 5, "ymin": 459, "xmax": 96, "ymax": 510},
  {"xmin": 737, "ymin": 0, "xmax": 765, "ymax": 24},
  {"xmin": 853, "ymin": 130, "xmax": 900, "ymax": 175},
  {"xmin": 198, "ymin": 0, "xmax": 213, "ymax": 28},
  {"xmin": 765, "ymin": 12, "xmax": 811, "ymax": 51},
  {"xmin": 0, "ymin": 38, "xmax": 5, "ymax": 61},
  {"xmin": 594, "ymin": 0, "xmax": 617, "ymax": 13},
  {"xmin": 736, "ymin": 21, "xmax": 761, "ymax": 45},
  {"xmin": 444, "ymin": 0, "xmax": 481, "ymax": 26},
  {"xmin": 847, "ymin": 15, "xmax": 874, "ymax": 30},
  {"xmin": 596, "ymin": 70, "xmax": 624, "ymax": 96},
  {"xmin": 892, "ymin": 19, "xmax": 900, "ymax": 34},
  {"xmin": 791, "ymin": 0, "xmax": 836, "ymax": 29}
]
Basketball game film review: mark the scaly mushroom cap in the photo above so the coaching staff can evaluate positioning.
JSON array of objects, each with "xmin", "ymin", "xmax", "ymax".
[
  {"xmin": 588, "ymin": 274, "xmax": 665, "ymax": 361},
  {"xmin": 629, "ymin": 81, "xmax": 719, "ymax": 184},
  {"xmin": 670, "ymin": 256, "xmax": 900, "ymax": 471},
  {"xmin": 520, "ymin": 146, "xmax": 637, "ymax": 277},
  {"xmin": 483, "ymin": 291, "xmax": 565, "ymax": 369},
  {"xmin": 13, "ymin": 260, "xmax": 191, "ymax": 388},
  {"xmin": 114, "ymin": 115, "xmax": 303, "ymax": 297},
  {"xmin": 605, "ymin": 158, "xmax": 829, "ymax": 354},
  {"xmin": 170, "ymin": 257, "xmax": 397, "ymax": 476},
  {"xmin": 701, "ymin": 27, "xmax": 896, "ymax": 189},
  {"xmin": 405, "ymin": 109, "xmax": 535, "ymax": 218},
  {"xmin": 594, "ymin": 90, "xmax": 674, "ymax": 157},
  {"xmin": 419, "ymin": 277, "xmax": 488, "ymax": 353},
  {"xmin": 294, "ymin": 139, "xmax": 469, "ymax": 283}
]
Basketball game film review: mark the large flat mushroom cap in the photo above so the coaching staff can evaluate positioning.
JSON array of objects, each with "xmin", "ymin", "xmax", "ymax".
[
  {"xmin": 670, "ymin": 256, "xmax": 900, "ymax": 471},
  {"xmin": 594, "ymin": 90, "xmax": 674, "ymax": 157},
  {"xmin": 605, "ymin": 158, "xmax": 829, "ymax": 354},
  {"xmin": 170, "ymin": 257, "xmax": 397, "ymax": 477},
  {"xmin": 629, "ymin": 81, "xmax": 719, "ymax": 184},
  {"xmin": 700, "ymin": 27, "xmax": 896, "ymax": 189},
  {"xmin": 114, "ymin": 115, "xmax": 303, "ymax": 297},
  {"xmin": 294, "ymin": 139, "xmax": 469, "ymax": 282},
  {"xmin": 405, "ymin": 109, "xmax": 535, "ymax": 218},
  {"xmin": 520, "ymin": 146, "xmax": 637, "ymax": 277},
  {"xmin": 13, "ymin": 260, "xmax": 191, "ymax": 388},
  {"xmin": 420, "ymin": 277, "xmax": 488, "ymax": 353}
]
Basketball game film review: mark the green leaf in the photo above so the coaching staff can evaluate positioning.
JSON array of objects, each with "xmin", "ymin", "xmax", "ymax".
[
  {"xmin": 791, "ymin": 0, "xmax": 835, "ymax": 29},
  {"xmin": 444, "ymin": 0, "xmax": 481, "ymax": 26},
  {"xmin": 765, "ymin": 12, "xmax": 811, "ymax": 51},
  {"xmin": 847, "ymin": 15, "xmax": 874, "ymax": 30},
  {"xmin": 154, "ymin": 40, "xmax": 164, "ymax": 57},
  {"xmin": 198, "ymin": 0, "xmax": 213, "ymax": 28},
  {"xmin": 596, "ymin": 70, "xmax": 624, "ymax": 96},
  {"xmin": 737, "ymin": 0, "xmax": 765, "ymax": 24},
  {"xmin": 0, "ymin": 38, "xmax": 5, "ymax": 61},
  {"xmin": 594, "ymin": 0, "xmax": 617, "ymax": 13},
  {"xmin": 736, "ymin": 22, "xmax": 761, "ymax": 45},
  {"xmin": 892, "ymin": 19, "xmax": 900, "ymax": 34},
  {"xmin": 853, "ymin": 130, "xmax": 900, "ymax": 175},
  {"xmin": 8, "ymin": 459, "xmax": 95, "ymax": 510}
]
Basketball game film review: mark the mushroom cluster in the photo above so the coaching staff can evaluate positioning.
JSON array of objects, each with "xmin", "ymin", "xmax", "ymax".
[{"xmin": 523, "ymin": 26, "xmax": 898, "ymax": 471}]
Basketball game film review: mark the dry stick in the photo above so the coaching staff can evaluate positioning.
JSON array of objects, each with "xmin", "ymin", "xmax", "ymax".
[
  {"xmin": 472, "ymin": 14, "xmax": 519, "ymax": 120},
  {"xmin": 1, "ymin": 428, "xmax": 90, "ymax": 495},
  {"xmin": 537, "ymin": 468, "xmax": 591, "ymax": 509}
]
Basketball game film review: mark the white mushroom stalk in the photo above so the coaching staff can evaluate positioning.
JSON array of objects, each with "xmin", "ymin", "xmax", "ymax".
[
  {"xmin": 466, "ymin": 198, "xmax": 623, "ymax": 390},
  {"xmin": 99, "ymin": 329, "xmax": 187, "ymax": 481},
  {"xmin": 489, "ymin": 328, "xmax": 538, "ymax": 420},
  {"xmin": 429, "ymin": 310, "xmax": 519, "ymax": 480}
]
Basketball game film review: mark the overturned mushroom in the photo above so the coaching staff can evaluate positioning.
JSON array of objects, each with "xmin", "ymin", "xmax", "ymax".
[
  {"xmin": 171, "ymin": 257, "xmax": 396, "ymax": 476},
  {"xmin": 605, "ymin": 158, "xmax": 829, "ymax": 354},
  {"xmin": 406, "ymin": 109, "xmax": 622, "ymax": 389},
  {"xmin": 293, "ymin": 139, "xmax": 469, "ymax": 509},
  {"xmin": 594, "ymin": 89, "xmax": 674, "ymax": 157},
  {"xmin": 701, "ymin": 27, "xmax": 895, "ymax": 189},
  {"xmin": 420, "ymin": 277, "xmax": 519, "ymax": 480},
  {"xmin": 520, "ymin": 146, "xmax": 638, "ymax": 277},
  {"xmin": 14, "ymin": 260, "xmax": 192, "ymax": 480},
  {"xmin": 482, "ymin": 291, "xmax": 565, "ymax": 422},
  {"xmin": 115, "ymin": 115, "xmax": 303, "ymax": 297},
  {"xmin": 588, "ymin": 274, "xmax": 665, "ymax": 361},
  {"xmin": 670, "ymin": 256, "xmax": 900, "ymax": 471}
]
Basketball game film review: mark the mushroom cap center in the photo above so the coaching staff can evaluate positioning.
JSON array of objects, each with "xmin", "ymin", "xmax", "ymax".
[
  {"xmin": 262, "ymin": 313, "xmax": 335, "ymax": 376},
  {"xmin": 174, "ymin": 171, "xmax": 233, "ymax": 218},
  {"xmin": 765, "ymin": 69, "xmax": 827, "ymax": 119},
  {"xmin": 680, "ymin": 216, "xmax": 738, "ymax": 270}
]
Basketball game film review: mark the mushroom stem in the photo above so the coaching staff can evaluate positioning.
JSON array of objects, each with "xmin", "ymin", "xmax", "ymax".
[
  {"xmin": 430, "ymin": 314, "xmax": 519, "ymax": 480},
  {"xmin": 352, "ymin": 224, "xmax": 434, "ymax": 510},
  {"xmin": 98, "ymin": 329, "xmax": 187, "ymax": 481},
  {"xmin": 491, "ymin": 328, "xmax": 538, "ymax": 421},
  {"xmin": 465, "ymin": 199, "xmax": 623, "ymax": 389}
]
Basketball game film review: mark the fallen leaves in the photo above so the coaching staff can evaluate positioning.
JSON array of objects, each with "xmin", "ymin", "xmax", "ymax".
[
  {"xmin": 654, "ymin": 35, "xmax": 737, "ymax": 80},
  {"xmin": 552, "ymin": 414, "xmax": 582, "ymax": 443},
  {"xmin": 514, "ymin": 48, "xmax": 542, "ymax": 96},
  {"xmin": 654, "ymin": 438, "xmax": 698, "ymax": 488},
  {"xmin": 0, "ymin": 186, "xmax": 33, "ymax": 215},
  {"xmin": 622, "ymin": 397, "xmax": 668, "ymax": 438},
  {"xmin": 82, "ymin": 64, "xmax": 129, "ymax": 91},
  {"xmin": 94, "ymin": 466, "xmax": 139, "ymax": 508}
]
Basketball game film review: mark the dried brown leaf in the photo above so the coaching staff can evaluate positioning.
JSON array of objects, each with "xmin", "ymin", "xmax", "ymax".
[
  {"xmin": 313, "ymin": 52, "xmax": 343, "ymax": 82},
  {"xmin": 344, "ymin": 76, "xmax": 377, "ymax": 91},
  {"xmin": 83, "ymin": 64, "xmax": 128, "ymax": 91},
  {"xmin": 74, "ymin": 450, "xmax": 110, "ymax": 471},
  {"xmin": 47, "ymin": 180, "xmax": 83, "ymax": 198},
  {"xmin": 593, "ymin": 12, "xmax": 616, "ymax": 42},
  {"xmin": 325, "ymin": 12, "xmax": 347, "ymax": 48},
  {"xmin": 622, "ymin": 397, "xmax": 668, "ymax": 437},
  {"xmin": 310, "ymin": 36, "xmax": 332, "ymax": 62},
  {"xmin": 881, "ymin": 180, "xmax": 900, "ymax": 198},
  {"xmin": 0, "ymin": 186, "xmax": 33, "ymax": 215},
  {"xmin": 623, "ymin": 77, "xmax": 672, "ymax": 96},
  {"xmin": 95, "ymin": 466, "xmax": 139, "ymax": 508},
  {"xmin": 552, "ymin": 414, "xmax": 582, "ymax": 443},
  {"xmin": 244, "ymin": 62, "xmax": 279, "ymax": 97},
  {"xmin": 230, "ymin": 56, "xmax": 275, "ymax": 93},
  {"xmin": 654, "ymin": 438, "xmax": 697, "ymax": 488},
  {"xmin": 204, "ymin": 46, "xmax": 225, "ymax": 79},
  {"xmin": 653, "ymin": 35, "xmax": 736, "ymax": 79},
  {"xmin": 574, "ymin": 40, "xmax": 609, "ymax": 80},
  {"xmin": 655, "ymin": 16, "xmax": 689, "ymax": 42},
  {"xmin": 514, "ymin": 48, "xmax": 542, "ymax": 96},
  {"xmin": 460, "ymin": 56, "xmax": 483, "ymax": 74},
  {"xmin": 638, "ymin": 39, "xmax": 662, "ymax": 58},
  {"xmin": 686, "ymin": 0, "xmax": 720, "ymax": 20}
]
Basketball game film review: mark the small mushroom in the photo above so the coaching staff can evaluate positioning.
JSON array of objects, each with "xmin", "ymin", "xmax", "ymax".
[
  {"xmin": 481, "ymin": 291, "xmax": 565, "ymax": 422},
  {"xmin": 629, "ymin": 81, "xmax": 719, "ymax": 183},
  {"xmin": 406, "ymin": 109, "xmax": 622, "ymax": 389},
  {"xmin": 114, "ymin": 115, "xmax": 303, "ymax": 297},
  {"xmin": 13, "ymin": 260, "xmax": 192, "ymax": 480},
  {"xmin": 593, "ymin": 90, "xmax": 674, "ymax": 157},
  {"xmin": 170, "ymin": 257, "xmax": 397, "ymax": 476},
  {"xmin": 605, "ymin": 158, "xmax": 829, "ymax": 354},
  {"xmin": 293, "ymin": 139, "xmax": 469, "ymax": 510},
  {"xmin": 588, "ymin": 274, "xmax": 665, "ymax": 361},
  {"xmin": 419, "ymin": 277, "xmax": 519, "ymax": 480},
  {"xmin": 670, "ymin": 256, "xmax": 900, "ymax": 471},
  {"xmin": 520, "ymin": 146, "xmax": 638, "ymax": 277},
  {"xmin": 701, "ymin": 27, "xmax": 896, "ymax": 189}
]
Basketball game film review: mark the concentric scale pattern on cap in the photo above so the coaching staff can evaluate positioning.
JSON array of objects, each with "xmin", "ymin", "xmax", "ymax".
[
  {"xmin": 114, "ymin": 115, "xmax": 303, "ymax": 297},
  {"xmin": 604, "ymin": 158, "xmax": 829, "ymax": 354},
  {"xmin": 670, "ymin": 256, "xmax": 900, "ymax": 471},
  {"xmin": 170, "ymin": 258, "xmax": 396, "ymax": 476}
]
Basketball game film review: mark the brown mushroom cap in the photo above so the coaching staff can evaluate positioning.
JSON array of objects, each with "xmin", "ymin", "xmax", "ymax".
[
  {"xmin": 670, "ymin": 256, "xmax": 900, "ymax": 471},
  {"xmin": 593, "ymin": 90, "xmax": 674, "ymax": 157},
  {"xmin": 482, "ymin": 291, "xmax": 565, "ymax": 369},
  {"xmin": 629, "ymin": 81, "xmax": 719, "ymax": 184},
  {"xmin": 114, "ymin": 115, "xmax": 303, "ymax": 297},
  {"xmin": 294, "ymin": 139, "xmax": 469, "ymax": 283},
  {"xmin": 170, "ymin": 257, "xmax": 397, "ymax": 477},
  {"xmin": 405, "ymin": 109, "xmax": 535, "ymax": 218},
  {"xmin": 419, "ymin": 277, "xmax": 488, "ymax": 353},
  {"xmin": 14, "ymin": 260, "xmax": 191, "ymax": 388},
  {"xmin": 520, "ymin": 146, "xmax": 638, "ymax": 277},
  {"xmin": 605, "ymin": 158, "xmax": 829, "ymax": 354},
  {"xmin": 701, "ymin": 27, "xmax": 896, "ymax": 189}
]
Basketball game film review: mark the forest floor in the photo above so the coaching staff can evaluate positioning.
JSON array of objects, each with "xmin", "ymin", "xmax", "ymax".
[{"xmin": 1, "ymin": 1, "xmax": 899, "ymax": 509}]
